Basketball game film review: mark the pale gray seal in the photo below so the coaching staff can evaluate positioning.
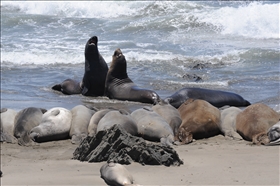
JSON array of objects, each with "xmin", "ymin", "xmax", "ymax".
[
  {"xmin": 0, "ymin": 108, "xmax": 18, "ymax": 143},
  {"xmin": 131, "ymin": 107, "xmax": 174, "ymax": 146},
  {"xmin": 88, "ymin": 108, "xmax": 114, "ymax": 137},
  {"xmin": 14, "ymin": 107, "xmax": 46, "ymax": 146},
  {"xmin": 100, "ymin": 161, "xmax": 136, "ymax": 186},
  {"xmin": 30, "ymin": 107, "xmax": 72, "ymax": 143},
  {"xmin": 69, "ymin": 105, "xmax": 97, "ymax": 144},
  {"xmin": 152, "ymin": 100, "xmax": 182, "ymax": 137},
  {"xmin": 267, "ymin": 121, "xmax": 280, "ymax": 145},
  {"xmin": 219, "ymin": 107, "xmax": 243, "ymax": 140},
  {"xmin": 96, "ymin": 110, "xmax": 138, "ymax": 136},
  {"xmin": 236, "ymin": 103, "xmax": 280, "ymax": 145}
]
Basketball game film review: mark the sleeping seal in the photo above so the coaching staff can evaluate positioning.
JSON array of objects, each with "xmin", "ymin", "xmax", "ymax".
[
  {"xmin": 267, "ymin": 121, "xmax": 280, "ymax": 145},
  {"xmin": 30, "ymin": 107, "xmax": 72, "ymax": 143},
  {"xmin": 0, "ymin": 108, "xmax": 18, "ymax": 143}
]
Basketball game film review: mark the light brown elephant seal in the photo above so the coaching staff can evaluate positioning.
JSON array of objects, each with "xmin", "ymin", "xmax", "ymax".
[
  {"xmin": 0, "ymin": 108, "xmax": 18, "ymax": 143},
  {"xmin": 177, "ymin": 99, "xmax": 221, "ymax": 144},
  {"xmin": 219, "ymin": 107, "xmax": 243, "ymax": 140},
  {"xmin": 104, "ymin": 48, "xmax": 160, "ymax": 104},
  {"xmin": 236, "ymin": 103, "xmax": 280, "ymax": 145}
]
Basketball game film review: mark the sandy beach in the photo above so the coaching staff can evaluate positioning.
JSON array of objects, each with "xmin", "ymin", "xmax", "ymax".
[{"xmin": 1, "ymin": 134, "xmax": 279, "ymax": 186}]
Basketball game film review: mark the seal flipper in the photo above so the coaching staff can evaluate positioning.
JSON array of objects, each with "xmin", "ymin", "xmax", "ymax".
[
  {"xmin": 52, "ymin": 84, "xmax": 62, "ymax": 92},
  {"xmin": 51, "ymin": 109, "xmax": 60, "ymax": 116}
]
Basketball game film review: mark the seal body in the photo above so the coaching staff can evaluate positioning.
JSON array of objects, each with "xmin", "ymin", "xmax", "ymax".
[
  {"xmin": 30, "ymin": 107, "xmax": 72, "ymax": 143},
  {"xmin": 219, "ymin": 107, "xmax": 243, "ymax": 140},
  {"xmin": 52, "ymin": 78, "xmax": 82, "ymax": 95},
  {"xmin": 236, "ymin": 103, "xmax": 280, "ymax": 145},
  {"xmin": 131, "ymin": 107, "xmax": 174, "ymax": 146},
  {"xmin": 164, "ymin": 87, "xmax": 251, "ymax": 108},
  {"xmin": 88, "ymin": 109, "xmax": 114, "ymax": 137},
  {"xmin": 0, "ymin": 108, "xmax": 17, "ymax": 143},
  {"xmin": 69, "ymin": 105, "xmax": 97, "ymax": 144},
  {"xmin": 14, "ymin": 107, "xmax": 46, "ymax": 146},
  {"xmin": 177, "ymin": 99, "xmax": 221, "ymax": 144},
  {"xmin": 267, "ymin": 121, "xmax": 280, "ymax": 145},
  {"xmin": 105, "ymin": 48, "xmax": 160, "ymax": 104},
  {"xmin": 97, "ymin": 110, "xmax": 138, "ymax": 136},
  {"xmin": 81, "ymin": 36, "xmax": 108, "ymax": 96},
  {"xmin": 152, "ymin": 101, "xmax": 182, "ymax": 137},
  {"xmin": 100, "ymin": 162, "xmax": 134, "ymax": 186}
]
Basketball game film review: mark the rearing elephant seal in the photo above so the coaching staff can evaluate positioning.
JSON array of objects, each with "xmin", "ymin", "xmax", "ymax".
[
  {"xmin": 105, "ymin": 48, "xmax": 160, "ymax": 104},
  {"xmin": 81, "ymin": 36, "xmax": 108, "ymax": 96}
]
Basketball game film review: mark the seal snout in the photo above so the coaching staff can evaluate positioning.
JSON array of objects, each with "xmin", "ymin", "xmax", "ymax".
[
  {"xmin": 88, "ymin": 36, "xmax": 98, "ymax": 46},
  {"xmin": 114, "ymin": 48, "xmax": 123, "ymax": 58}
]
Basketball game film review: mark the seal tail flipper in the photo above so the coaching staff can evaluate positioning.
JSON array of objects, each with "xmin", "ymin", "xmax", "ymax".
[{"xmin": 52, "ymin": 84, "xmax": 62, "ymax": 92}]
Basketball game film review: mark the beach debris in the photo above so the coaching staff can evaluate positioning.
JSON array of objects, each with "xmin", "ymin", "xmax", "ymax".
[{"xmin": 73, "ymin": 124, "xmax": 183, "ymax": 166}]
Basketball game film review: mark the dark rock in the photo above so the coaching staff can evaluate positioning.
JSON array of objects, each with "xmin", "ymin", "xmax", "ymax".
[
  {"xmin": 182, "ymin": 73, "xmax": 202, "ymax": 82},
  {"xmin": 73, "ymin": 125, "xmax": 183, "ymax": 166}
]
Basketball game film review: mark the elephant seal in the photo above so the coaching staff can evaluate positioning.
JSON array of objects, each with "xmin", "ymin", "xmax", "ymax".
[
  {"xmin": 100, "ymin": 161, "xmax": 136, "ymax": 186},
  {"xmin": 267, "ymin": 121, "xmax": 280, "ymax": 145},
  {"xmin": 104, "ymin": 48, "xmax": 160, "ymax": 104},
  {"xmin": 69, "ymin": 105, "xmax": 97, "ymax": 144},
  {"xmin": 14, "ymin": 107, "xmax": 46, "ymax": 146},
  {"xmin": 81, "ymin": 36, "xmax": 108, "ymax": 96},
  {"xmin": 177, "ymin": 99, "xmax": 221, "ymax": 144},
  {"xmin": 52, "ymin": 78, "xmax": 82, "ymax": 95},
  {"xmin": 88, "ymin": 108, "xmax": 114, "ymax": 137},
  {"xmin": 219, "ymin": 107, "xmax": 243, "ymax": 140},
  {"xmin": 164, "ymin": 87, "xmax": 251, "ymax": 108},
  {"xmin": 96, "ymin": 110, "xmax": 138, "ymax": 136},
  {"xmin": 0, "ymin": 108, "xmax": 18, "ymax": 143},
  {"xmin": 131, "ymin": 107, "xmax": 174, "ymax": 146},
  {"xmin": 152, "ymin": 100, "xmax": 182, "ymax": 137},
  {"xmin": 236, "ymin": 103, "xmax": 280, "ymax": 145},
  {"xmin": 30, "ymin": 107, "xmax": 72, "ymax": 143}
]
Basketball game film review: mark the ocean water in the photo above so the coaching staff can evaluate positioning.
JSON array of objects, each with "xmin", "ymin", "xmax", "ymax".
[{"xmin": 1, "ymin": 1, "xmax": 279, "ymax": 111}]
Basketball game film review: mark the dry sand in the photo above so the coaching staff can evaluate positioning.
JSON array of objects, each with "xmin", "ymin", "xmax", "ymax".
[{"xmin": 1, "ymin": 135, "xmax": 279, "ymax": 186}]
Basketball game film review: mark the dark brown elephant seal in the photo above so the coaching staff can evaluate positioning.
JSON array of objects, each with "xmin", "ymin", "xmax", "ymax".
[
  {"xmin": 236, "ymin": 103, "xmax": 280, "ymax": 145},
  {"xmin": 52, "ymin": 79, "xmax": 82, "ymax": 95},
  {"xmin": 177, "ymin": 99, "xmax": 221, "ymax": 144},
  {"xmin": 104, "ymin": 48, "xmax": 160, "ymax": 104},
  {"xmin": 81, "ymin": 36, "xmax": 108, "ymax": 96}
]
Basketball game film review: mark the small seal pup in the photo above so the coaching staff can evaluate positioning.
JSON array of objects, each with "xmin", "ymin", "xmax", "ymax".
[
  {"xmin": 30, "ymin": 107, "xmax": 72, "ymax": 143},
  {"xmin": 52, "ymin": 79, "xmax": 82, "ymax": 95},
  {"xmin": 104, "ymin": 48, "xmax": 160, "ymax": 104},
  {"xmin": 14, "ymin": 107, "xmax": 47, "ymax": 146},
  {"xmin": 100, "ymin": 161, "xmax": 138, "ymax": 186},
  {"xmin": 0, "ymin": 108, "xmax": 18, "ymax": 143}
]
